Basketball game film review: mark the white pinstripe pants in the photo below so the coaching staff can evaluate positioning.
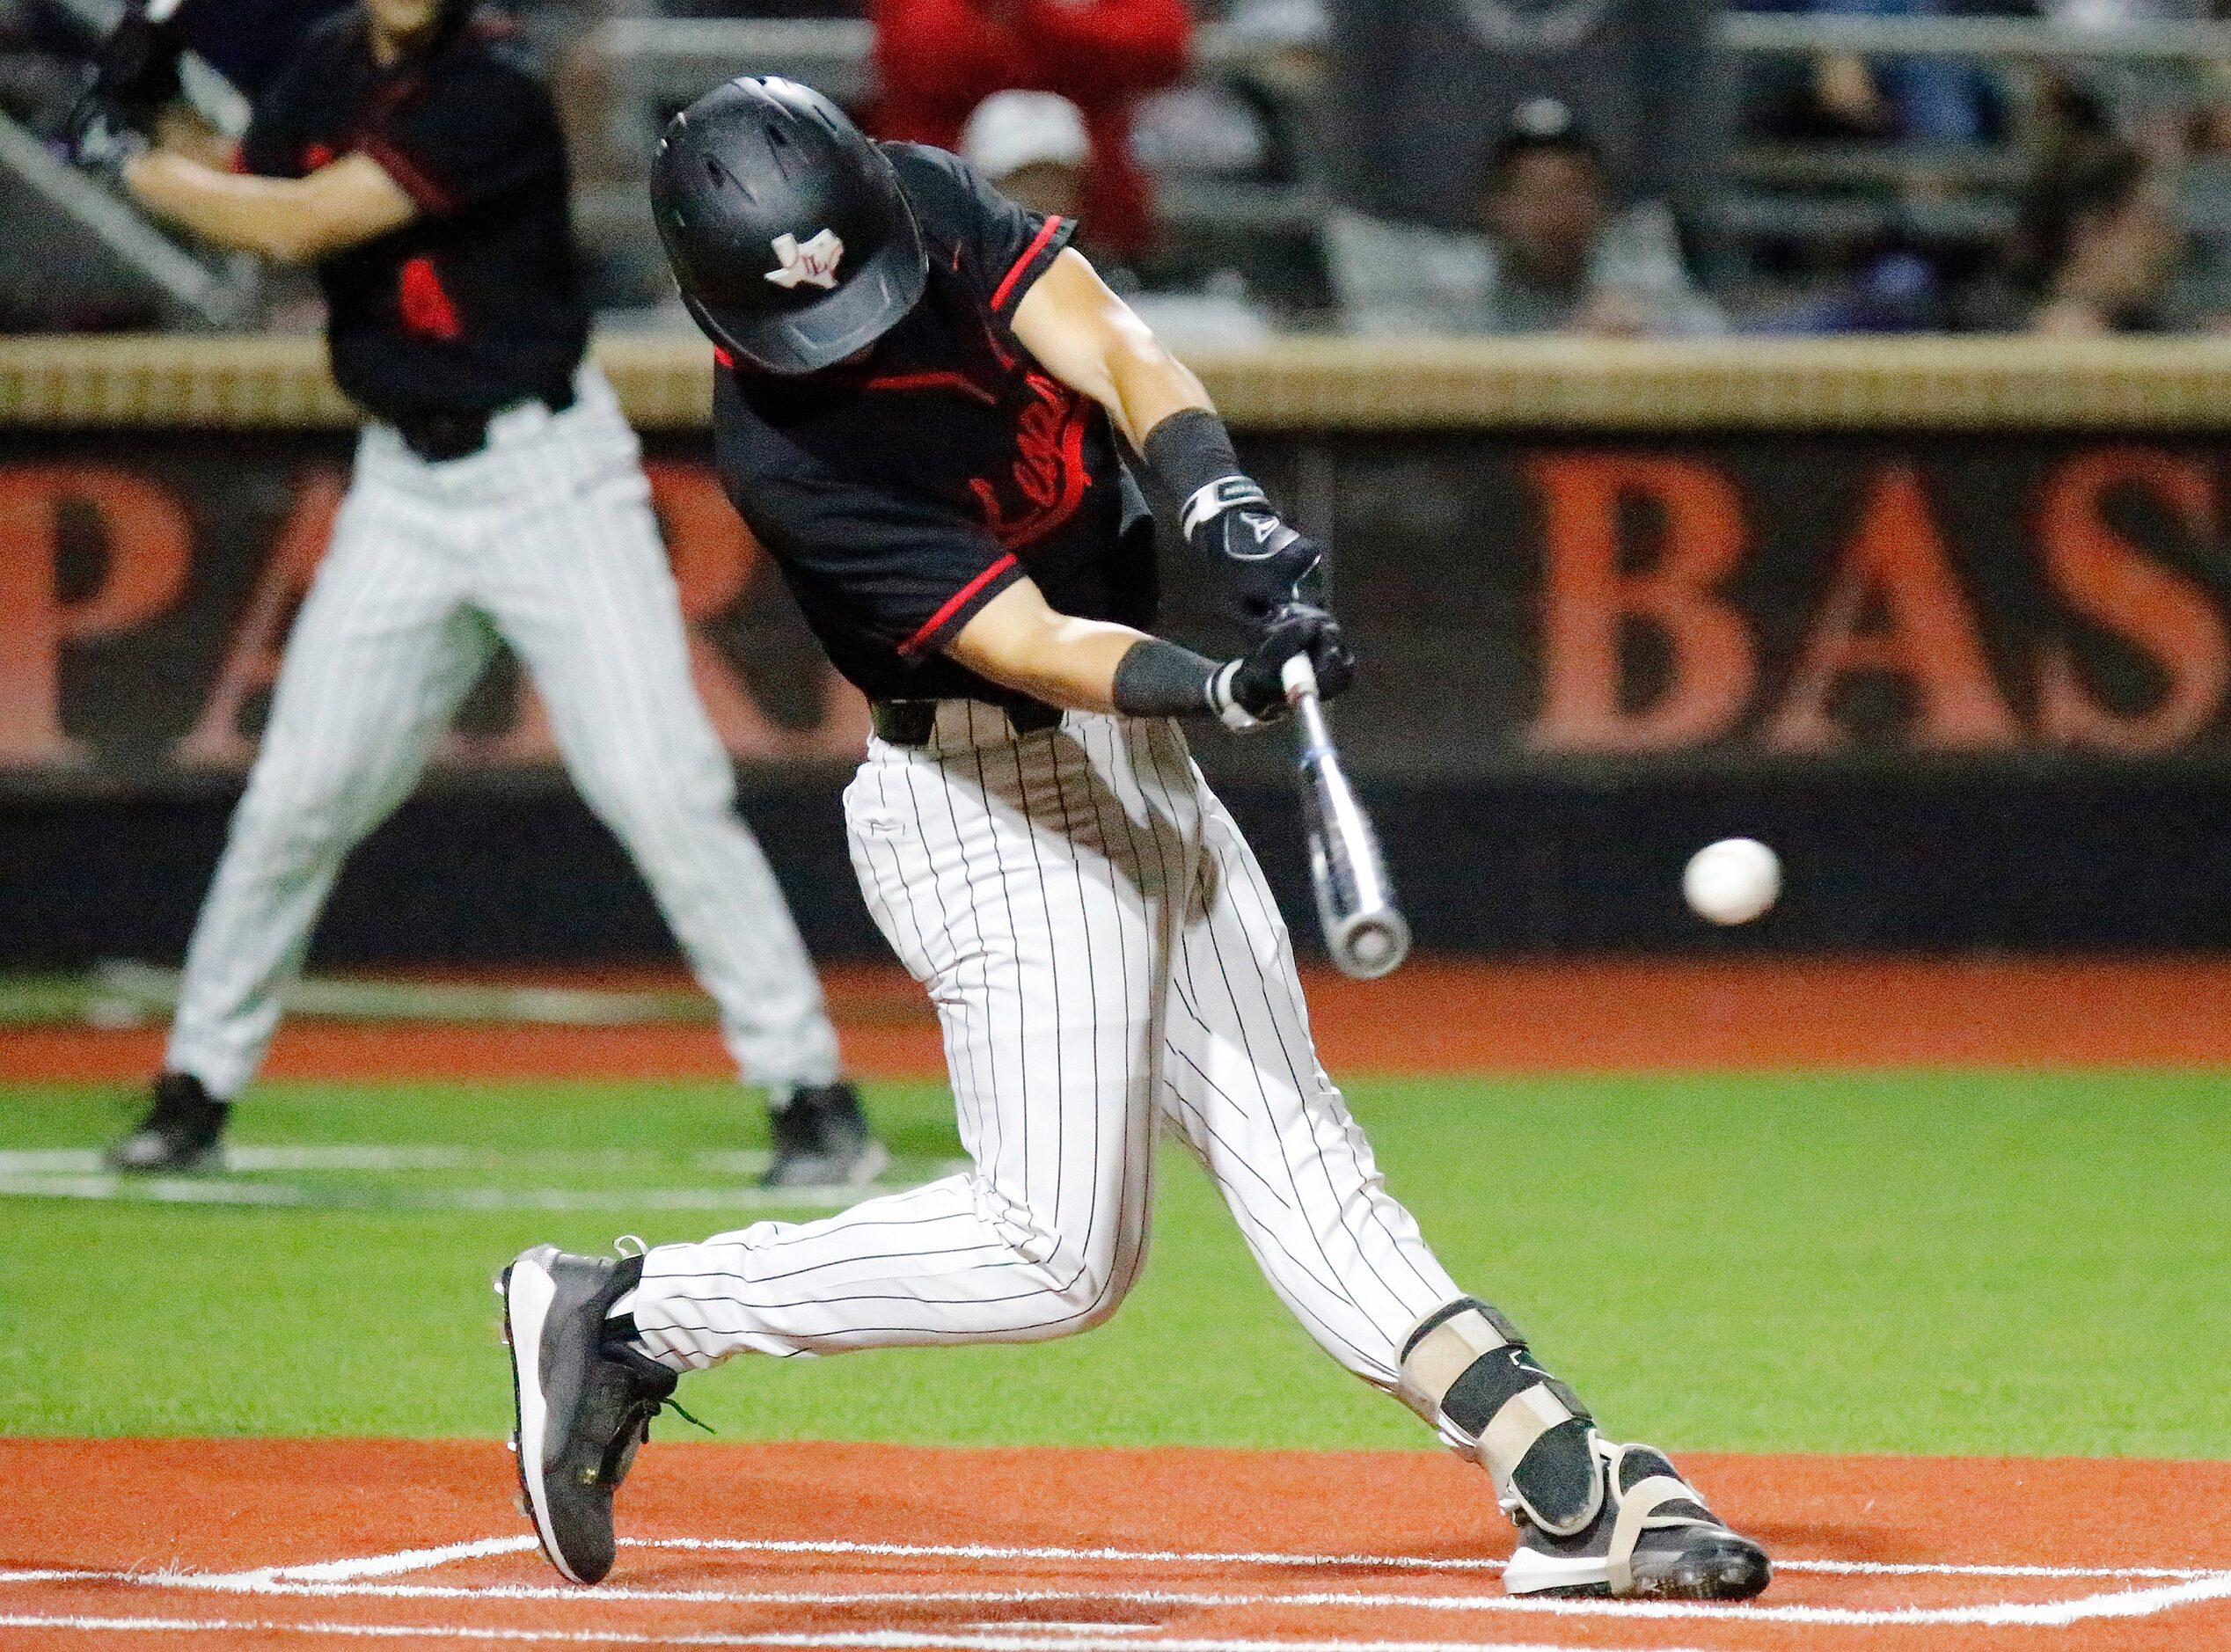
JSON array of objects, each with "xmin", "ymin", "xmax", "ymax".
[
  {"xmin": 165, "ymin": 368, "xmax": 841, "ymax": 1098},
  {"xmin": 630, "ymin": 705, "xmax": 1460, "ymax": 1392}
]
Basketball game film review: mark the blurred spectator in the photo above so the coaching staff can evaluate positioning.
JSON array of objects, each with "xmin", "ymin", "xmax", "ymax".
[
  {"xmin": 959, "ymin": 87, "xmax": 1276, "ymax": 342},
  {"xmin": 961, "ymin": 87, "xmax": 1090, "ymax": 219},
  {"xmin": 1325, "ymin": 100, "xmax": 1726, "ymax": 337},
  {"xmin": 2007, "ymin": 139, "xmax": 2195, "ymax": 331},
  {"xmin": 1750, "ymin": 245, "xmax": 1955, "ymax": 332},
  {"xmin": 2035, "ymin": 0, "xmax": 2227, "ymax": 152},
  {"xmin": 1328, "ymin": 0, "xmax": 1725, "ymax": 230},
  {"xmin": 1737, "ymin": 0, "xmax": 1999, "ymax": 145},
  {"xmin": 1131, "ymin": 0, "xmax": 1328, "ymax": 188},
  {"xmin": 0, "ymin": 0, "xmax": 84, "ymax": 131},
  {"xmin": 871, "ymin": 0, "xmax": 1190, "ymax": 258}
]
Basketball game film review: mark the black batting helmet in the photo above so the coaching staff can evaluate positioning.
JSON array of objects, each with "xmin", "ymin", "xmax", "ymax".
[{"xmin": 651, "ymin": 77, "xmax": 928, "ymax": 376}]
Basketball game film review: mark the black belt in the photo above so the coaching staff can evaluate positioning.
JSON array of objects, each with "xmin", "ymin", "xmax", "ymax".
[
  {"xmin": 871, "ymin": 699, "xmax": 1064, "ymax": 747},
  {"xmin": 392, "ymin": 382, "xmax": 578, "ymax": 464}
]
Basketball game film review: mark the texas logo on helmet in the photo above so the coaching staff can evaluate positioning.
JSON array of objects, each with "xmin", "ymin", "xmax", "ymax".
[{"xmin": 766, "ymin": 230, "xmax": 845, "ymax": 290}]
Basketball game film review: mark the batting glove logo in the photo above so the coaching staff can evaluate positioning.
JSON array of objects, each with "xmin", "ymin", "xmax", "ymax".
[{"xmin": 766, "ymin": 229, "xmax": 845, "ymax": 290}]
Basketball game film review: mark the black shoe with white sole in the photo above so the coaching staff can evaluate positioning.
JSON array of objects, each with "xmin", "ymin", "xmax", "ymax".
[
  {"xmin": 1503, "ymin": 1437, "xmax": 1771, "ymax": 1600},
  {"xmin": 763, "ymin": 1081, "xmax": 889, "ymax": 1189},
  {"xmin": 107, "ymin": 1072, "xmax": 230, "ymax": 1173},
  {"xmin": 499, "ymin": 1244, "xmax": 685, "ymax": 1585}
]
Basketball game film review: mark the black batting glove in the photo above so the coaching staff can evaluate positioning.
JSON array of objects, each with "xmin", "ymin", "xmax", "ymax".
[
  {"xmin": 65, "ymin": 93, "xmax": 148, "ymax": 184},
  {"xmin": 1181, "ymin": 482, "xmax": 1327, "ymax": 623},
  {"xmin": 1210, "ymin": 603, "xmax": 1357, "ymax": 730}
]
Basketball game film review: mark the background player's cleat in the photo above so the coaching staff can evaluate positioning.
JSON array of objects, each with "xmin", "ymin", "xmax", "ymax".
[
  {"xmin": 106, "ymin": 1073, "xmax": 230, "ymax": 1173},
  {"xmin": 1502, "ymin": 1437, "xmax": 1771, "ymax": 1601},
  {"xmin": 763, "ymin": 1082, "xmax": 889, "ymax": 1189},
  {"xmin": 501, "ymin": 1244, "xmax": 683, "ymax": 1585}
]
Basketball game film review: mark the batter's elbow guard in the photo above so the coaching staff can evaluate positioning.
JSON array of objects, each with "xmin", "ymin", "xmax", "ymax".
[{"xmin": 1398, "ymin": 1298, "xmax": 1605, "ymax": 1538}]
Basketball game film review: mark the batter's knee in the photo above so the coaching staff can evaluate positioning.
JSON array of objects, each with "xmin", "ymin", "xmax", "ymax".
[
  {"xmin": 987, "ymin": 1195, "xmax": 1138, "ymax": 1337},
  {"xmin": 225, "ymin": 764, "xmax": 375, "ymax": 872}
]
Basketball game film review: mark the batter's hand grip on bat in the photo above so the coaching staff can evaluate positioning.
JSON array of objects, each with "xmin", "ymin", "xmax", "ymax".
[{"xmin": 1281, "ymin": 654, "xmax": 1411, "ymax": 980}]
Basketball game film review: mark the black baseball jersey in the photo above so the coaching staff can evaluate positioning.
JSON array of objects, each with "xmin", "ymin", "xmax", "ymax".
[
  {"xmin": 711, "ymin": 144, "xmax": 1156, "ymax": 706},
  {"xmin": 236, "ymin": 9, "xmax": 589, "ymax": 423}
]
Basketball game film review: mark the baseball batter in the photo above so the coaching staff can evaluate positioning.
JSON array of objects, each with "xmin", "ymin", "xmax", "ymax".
[
  {"xmin": 73, "ymin": 1, "xmax": 881, "ymax": 1188},
  {"xmin": 500, "ymin": 78, "xmax": 1772, "ymax": 1604}
]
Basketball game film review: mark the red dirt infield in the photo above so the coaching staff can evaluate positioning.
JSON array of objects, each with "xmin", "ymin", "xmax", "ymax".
[
  {"xmin": 2, "ymin": 1438, "xmax": 2227, "ymax": 1652},
  {"xmin": 10, "ymin": 956, "xmax": 2231, "ymax": 1085}
]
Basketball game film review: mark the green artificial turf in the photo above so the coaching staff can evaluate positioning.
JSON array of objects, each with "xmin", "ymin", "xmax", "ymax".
[{"xmin": 1, "ymin": 1071, "xmax": 2225, "ymax": 1457}]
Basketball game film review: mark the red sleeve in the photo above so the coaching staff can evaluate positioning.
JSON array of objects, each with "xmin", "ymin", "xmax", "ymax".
[
  {"xmin": 871, "ymin": 0, "xmax": 1017, "ymax": 131},
  {"xmin": 1012, "ymin": 0, "xmax": 1190, "ymax": 89}
]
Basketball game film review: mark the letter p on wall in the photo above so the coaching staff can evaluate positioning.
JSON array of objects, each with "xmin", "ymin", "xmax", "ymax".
[{"xmin": 0, "ymin": 467, "xmax": 190, "ymax": 767}]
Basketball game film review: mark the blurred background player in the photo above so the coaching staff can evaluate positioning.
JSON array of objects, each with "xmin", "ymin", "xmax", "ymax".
[{"xmin": 65, "ymin": 0, "xmax": 885, "ymax": 1189}]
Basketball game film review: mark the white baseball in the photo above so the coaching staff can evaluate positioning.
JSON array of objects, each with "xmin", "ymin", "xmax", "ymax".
[{"xmin": 1683, "ymin": 837, "xmax": 1781, "ymax": 926}]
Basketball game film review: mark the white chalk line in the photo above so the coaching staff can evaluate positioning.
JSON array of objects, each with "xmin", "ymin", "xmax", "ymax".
[
  {"xmin": 262, "ymin": 1535, "xmax": 542, "ymax": 1584},
  {"xmin": 0, "ymin": 1619, "xmax": 1723, "ymax": 1652},
  {"xmin": 11, "ymin": 1561, "xmax": 2231, "ymax": 1630},
  {"xmin": 617, "ymin": 1536, "xmax": 2222, "ymax": 1585},
  {"xmin": 204, "ymin": 1531, "xmax": 2223, "ymax": 1587}
]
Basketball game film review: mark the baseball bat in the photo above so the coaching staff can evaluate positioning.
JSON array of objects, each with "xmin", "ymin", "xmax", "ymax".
[{"xmin": 1281, "ymin": 654, "xmax": 1411, "ymax": 981}]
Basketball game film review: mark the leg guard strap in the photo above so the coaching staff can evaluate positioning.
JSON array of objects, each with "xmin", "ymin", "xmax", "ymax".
[{"xmin": 1399, "ymin": 1298, "xmax": 1604, "ymax": 1537}]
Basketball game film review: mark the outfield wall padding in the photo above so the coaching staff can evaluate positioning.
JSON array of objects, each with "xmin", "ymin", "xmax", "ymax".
[{"xmin": 4, "ymin": 335, "xmax": 2229, "ymax": 960}]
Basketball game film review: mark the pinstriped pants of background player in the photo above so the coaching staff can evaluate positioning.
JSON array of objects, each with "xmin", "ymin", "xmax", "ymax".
[
  {"xmin": 596, "ymin": 705, "xmax": 1767, "ymax": 1596},
  {"xmin": 164, "ymin": 366, "xmax": 843, "ymax": 1100}
]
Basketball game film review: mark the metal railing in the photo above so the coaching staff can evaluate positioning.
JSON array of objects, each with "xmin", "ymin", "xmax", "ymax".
[
  {"xmin": 1718, "ymin": 13, "xmax": 2231, "ymax": 62},
  {"xmin": 595, "ymin": 12, "xmax": 2231, "ymax": 92}
]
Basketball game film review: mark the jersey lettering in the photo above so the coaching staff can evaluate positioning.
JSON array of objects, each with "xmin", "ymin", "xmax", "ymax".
[{"xmin": 966, "ymin": 374, "xmax": 1093, "ymax": 552}]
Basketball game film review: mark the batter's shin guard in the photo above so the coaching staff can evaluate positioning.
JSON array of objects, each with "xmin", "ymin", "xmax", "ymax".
[{"xmin": 1398, "ymin": 1298, "xmax": 1603, "ymax": 1537}]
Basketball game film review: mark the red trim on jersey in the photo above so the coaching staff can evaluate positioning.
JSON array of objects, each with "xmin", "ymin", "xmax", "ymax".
[
  {"xmin": 362, "ymin": 135, "xmax": 453, "ymax": 215},
  {"xmin": 713, "ymin": 346, "xmax": 736, "ymax": 369},
  {"xmin": 898, "ymin": 552, "xmax": 1019, "ymax": 658},
  {"xmin": 865, "ymin": 370, "xmax": 998, "ymax": 406},
  {"xmin": 398, "ymin": 255, "xmax": 463, "ymax": 340},
  {"xmin": 990, "ymin": 216, "xmax": 1064, "ymax": 313}
]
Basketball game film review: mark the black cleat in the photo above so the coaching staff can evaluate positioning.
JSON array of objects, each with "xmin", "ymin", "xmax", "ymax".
[
  {"xmin": 107, "ymin": 1073, "xmax": 230, "ymax": 1173},
  {"xmin": 499, "ymin": 1245, "xmax": 684, "ymax": 1585},
  {"xmin": 1503, "ymin": 1437, "xmax": 1771, "ymax": 1601},
  {"xmin": 762, "ymin": 1082, "xmax": 889, "ymax": 1189}
]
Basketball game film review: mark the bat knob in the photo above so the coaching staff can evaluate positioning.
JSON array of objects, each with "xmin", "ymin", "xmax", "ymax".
[
  {"xmin": 1333, "ymin": 911, "xmax": 1411, "ymax": 981},
  {"xmin": 1281, "ymin": 653, "xmax": 1320, "ymax": 704}
]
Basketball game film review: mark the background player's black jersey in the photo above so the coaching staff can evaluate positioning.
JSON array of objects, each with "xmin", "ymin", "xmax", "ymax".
[
  {"xmin": 237, "ymin": 9, "xmax": 589, "ymax": 424},
  {"xmin": 712, "ymin": 144, "xmax": 1156, "ymax": 707}
]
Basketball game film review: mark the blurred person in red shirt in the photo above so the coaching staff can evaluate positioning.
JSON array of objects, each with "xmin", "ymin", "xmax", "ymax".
[{"xmin": 872, "ymin": 0, "xmax": 1189, "ymax": 257}]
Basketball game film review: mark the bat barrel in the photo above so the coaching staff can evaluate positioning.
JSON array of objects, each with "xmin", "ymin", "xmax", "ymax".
[{"xmin": 1284, "ymin": 654, "xmax": 1411, "ymax": 981}]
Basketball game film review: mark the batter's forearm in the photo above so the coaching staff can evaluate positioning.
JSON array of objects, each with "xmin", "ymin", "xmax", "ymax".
[
  {"xmin": 127, "ymin": 153, "xmax": 318, "ymax": 259},
  {"xmin": 125, "ymin": 150, "xmax": 415, "ymax": 263},
  {"xmin": 946, "ymin": 586, "xmax": 1150, "ymax": 713},
  {"xmin": 1100, "ymin": 323, "xmax": 1211, "ymax": 452},
  {"xmin": 945, "ymin": 583, "xmax": 1286, "ymax": 728}
]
